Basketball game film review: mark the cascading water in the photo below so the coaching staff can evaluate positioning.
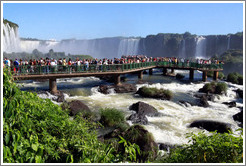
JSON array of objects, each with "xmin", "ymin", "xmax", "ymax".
[
  {"xmin": 117, "ymin": 38, "xmax": 140, "ymax": 57},
  {"xmin": 3, "ymin": 23, "xmax": 21, "ymax": 53},
  {"xmin": 194, "ymin": 36, "xmax": 207, "ymax": 59},
  {"xmin": 179, "ymin": 39, "xmax": 186, "ymax": 58}
]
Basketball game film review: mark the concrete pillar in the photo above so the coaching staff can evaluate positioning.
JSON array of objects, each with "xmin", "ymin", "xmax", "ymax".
[
  {"xmin": 149, "ymin": 68, "xmax": 153, "ymax": 75},
  {"xmin": 49, "ymin": 78, "xmax": 57, "ymax": 94},
  {"xmin": 114, "ymin": 75, "xmax": 121, "ymax": 85},
  {"xmin": 171, "ymin": 68, "xmax": 174, "ymax": 73},
  {"xmin": 163, "ymin": 67, "xmax": 167, "ymax": 76},
  {"xmin": 189, "ymin": 69, "xmax": 194, "ymax": 80},
  {"xmin": 138, "ymin": 70, "xmax": 143, "ymax": 80},
  {"xmin": 202, "ymin": 71, "xmax": 208, "ymax": 82},
  {"xmin": 213, "ymin": 71, "xmax": 219, "ymax": 81}
]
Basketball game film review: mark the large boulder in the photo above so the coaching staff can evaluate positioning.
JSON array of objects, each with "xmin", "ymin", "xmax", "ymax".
[
  {"xmin": 233, "ymin": 107, "xmax": 243, "ymax": 127},
  {"xmin": 128, "ymin": 102, "xmax": 160, "ymax": 125},
  {"xmin": 136, "ymin": 86, "xmax": 173, "ymax": 100},
  {"xmin": 129, "ymin": 101, "xmax": 159, "ymax": 117},
  {"xmin": 121, "ymin": 125, "xmax": 158, "ymax": 162},
  {"xmin": 66, "ymin": 100, "xmax": 91, "ymax": 116},
  {"xmin": 222, "ymin": 101, "xmax": 236, "ymax": 108},
  {"xmin": 189, "ymin": 120, "xmax": 231, "ymax": 133},
  {"xmin": 114, "ymin": 84, "xmax": 137, "ymax": 93}
]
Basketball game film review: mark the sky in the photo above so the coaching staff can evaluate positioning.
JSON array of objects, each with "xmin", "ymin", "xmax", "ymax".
[{"xmin": 2, "ymin": 2, "xmax": 244, "ymax": 41}]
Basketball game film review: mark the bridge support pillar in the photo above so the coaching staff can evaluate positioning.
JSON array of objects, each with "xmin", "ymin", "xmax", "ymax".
[
  {"xmin": 163, "ymin": 68, "xmax": 167, "ymax": 76},
  {"xmin": 138, "ymin": 70, "xmax": 143, "ymax": 80},
  {"xmin": 202, "ymin": 71, "xmax": 208, "ymax": 82},
  {"xmin": 114, "ymin": 75, "xmax": 121, "ymax": 85},
  {"xmin": 171, "ymin": 68, "xmax": 174, "ymax": 73},
  {"xmin": 189, "ymin": 69, "xmax": 194, "ymax": 80},
  {"xmin": 213, "ymin": 71, "xmax": 218, "ymax": 81},
  {"xmin": 49, "ymin": 78, "xmax": 57, "ymax": 94},
  {"xmin": 149, "ymin": 68, "xmax": 153, "ymax": 75}
]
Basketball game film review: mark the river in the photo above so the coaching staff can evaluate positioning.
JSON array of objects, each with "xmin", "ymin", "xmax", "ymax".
[{"xmin": 17, "ymin": 69, "xmax": 243, "ymax": 146}]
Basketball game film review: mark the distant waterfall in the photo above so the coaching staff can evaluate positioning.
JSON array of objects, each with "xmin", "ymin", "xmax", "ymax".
[
  {"xmin": 227, "ymin": 35, "xmax": 231, "ymax": 50},
  {"xmin": 195, "ymin": 36, "xmax": 206, "ymax": 58},
  {"xmin": 179, "ymin": 39, "xmax": 186, "ymax": 58},
  {"xmin": 117, "ymin": 38, "xmax": 140, "ymax": 57},
  {"xmin": 3, "ymin": 23, "xmax": 21, "ymax": 53}
]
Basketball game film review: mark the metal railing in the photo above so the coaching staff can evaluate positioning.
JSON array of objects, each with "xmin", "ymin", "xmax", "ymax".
[{"xmin": 8, "ymin": 61, "xmax": 223, "ymax": 75}]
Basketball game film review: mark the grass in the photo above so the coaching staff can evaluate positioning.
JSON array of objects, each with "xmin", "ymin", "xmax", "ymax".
[{"xmin": 99, "ymin": 108, "xmax": 125, "ymax": 127}]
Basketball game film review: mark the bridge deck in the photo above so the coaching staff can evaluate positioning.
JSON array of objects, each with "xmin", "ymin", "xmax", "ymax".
[{"xmin": 12, "ymin": 61, "xmax": 223, "ymax": 80}]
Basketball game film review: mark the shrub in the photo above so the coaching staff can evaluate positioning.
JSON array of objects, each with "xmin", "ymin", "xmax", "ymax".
[
  {"xmin": 227, "ymin": 72, "xmax": 243, "ymax": 85},
  {"xmin": 160, "ymin": 130, "xmax": 243, "ymax": 163},
  {"xmin": 99, "ymin": 108, "xmax": 125, "ymax": 127},
  {"xmin": 137, "ymin": 86, "xmax": 173, "ymax": 100},
  {"xmin": 215, "ymin": 82, "xmax": 228, "ymax": 94},
  {"xmin": 218, "ymin": 72, "xmax": 225, "ymax": 79}
]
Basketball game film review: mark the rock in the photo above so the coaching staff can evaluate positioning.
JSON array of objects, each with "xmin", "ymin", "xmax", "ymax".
[
  {"xmin": 98, "ymin": 85, "xmax": 111, "ymax": 94},
  {"xmin": 98, "ymin": 84, "xmax": 137, "ymax": 94},
  {"xmin": 222, "ymin": 101, "xmax": 236, "ymax": 108},
  {"xmin": 67, "ymin": 100, "xmax": 91, "ymax": 116},
  {"xmin": 206, "ymin": 94, "xmax": 215, "ymax": 102},
  {"xmin": 178, "ymin": 100, "xmax": 193, "ymax": 107},
  {"xmin": 176, "ymin": 73, "xmax": 185, "ymax": 79},
  {"xmin": 127, "ymin": 113, "xmax": 148, "ymax": 125},
  {"xmin": 57, "ymin": 93, "xmax": 65, "ymax": 102},
  {"xmin": 114, "ymin": 84, "xmax": 137, "ymax": 93},
  {"xmin": 129, "ymin": 101, "xmax": 159, "ymax": 117},
  {"xmin": 189, "ymin": 120, "xmax": 231, "ymax": 133},
  {"xmin": 199, "ymin": 95, "xmax": 209, "ymax": 107},
  {"xmin": 122, "ymin": 125, "xmax": 158, "ymax": 162},
  {"xmin": 136, "ymin": 86, "xmax": 173, "ymax": 100},
  {"xmin": 143, "ymin": 70, "xmax": 148, "ymax": 74},
  {"xmin": 235, "ymin": 89, "xmax": 243, "ymax": 99},
  {"xmin": 233, "ymin": 107, "xmax": 243, "ymax": 127},
  {"xmin": 158, "ymin": 143, "xmax": 179, "ymax": 151}
]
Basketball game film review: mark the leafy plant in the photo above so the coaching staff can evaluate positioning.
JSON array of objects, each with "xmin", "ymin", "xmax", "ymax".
[
  {"xmin": 99, "ymin": 108, "xmax": 125, "ymax": 127},
  {"xmin": 160, "ymin": 130, "xmax": 243, "ymax": 163}
]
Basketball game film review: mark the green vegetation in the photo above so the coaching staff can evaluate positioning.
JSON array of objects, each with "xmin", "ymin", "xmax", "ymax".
[
  {"xmin": 200, "ymin": 82, "xmax": 228, "ymax": 94},
  {"xmin": 138, "ymin": 86, "xmax": 173, "ymax": 100},
  {"xmin": 227, "ymin": 72, "xmax": 243, "ymax": 85},
  {"xmin": 99, "ymin": 108, "xmax": 125, "ymax": 127},
  {"xmin": 207, "ymin": 71, "xmax": 225, "ymax": 79},
  {"xmin": 158, "ymin": 130, "xmax": 243, "ymax": 163},
  {"xmin": 3, "ymin": 18, "xmax": 19, "ymax": 28},
  {"xmin": 3, "ymin": 49, "xmax": 93, "ymax": 61}
]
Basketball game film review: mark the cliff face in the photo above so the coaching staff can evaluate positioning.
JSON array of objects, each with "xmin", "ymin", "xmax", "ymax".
[{"xmin": 138, "ymin": 33, "xmax": 243, "ymax": 58}]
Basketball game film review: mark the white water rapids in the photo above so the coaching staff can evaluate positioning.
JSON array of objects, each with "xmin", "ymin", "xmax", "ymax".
[{"xmin": 18, "ymin": 71, "xmax": 243, "ymax": 146}]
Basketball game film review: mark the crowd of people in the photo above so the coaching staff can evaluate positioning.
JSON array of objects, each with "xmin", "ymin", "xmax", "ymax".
[{"xmin": 3, "ymin": 55, "xmax": 223, "ymax": 74}]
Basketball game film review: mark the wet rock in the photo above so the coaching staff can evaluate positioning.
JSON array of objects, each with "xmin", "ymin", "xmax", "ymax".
[
  {"xmin": 143, "ymin": 70, "xmax": 148, "ymax": 74},
  {"xmin": 158, "ymin": 143, "xmax": 179, "ymax": 151},
  {"xmin": 98, "ymin": 85, "xmax": 111, "ymax": 94},
  {"xmin": 178, "ymin": 100, "xmax": 194, "ymax": 107},
  {"xmin": 129, "ymin": 101, "xmax": 159, "ymax": 117},
  {"xmin": 67, "ymin": 100, "xmax": 91, "ymax": 116},
  {"xmin": 235, "ymin": 89, "xmax": 243, "ymax": 99},
  {"xmin": 222, "ymin": 101, "xmax": 236, "ymax": 108},
  {"xmin": 176, "ymin": 73, "xmax": 185, "ymax": 79},
  {"xmin": 127, "ymin": 113, "xmax": 148, "ymax": 125},
  {"xmin": 199, "ymin": 95, "xmax": 209, "ymax": 107},
  {"xmin": 122, "ymin": 125, "xmax": 158, "ymax": 162},
  {"xmin": 233, "ymin": 107, "xmax": 243, "ymax": 127},
  {"xmin": 98, "ymin": 84, "xmax": 137, "ymax": 94},
  {"xmin": 189, "ymin": 120, "xmax": 231, "ymax": 133},
  {"xmin": 114, "ymin": 84, "xmax": 137, "ymax": 93}
]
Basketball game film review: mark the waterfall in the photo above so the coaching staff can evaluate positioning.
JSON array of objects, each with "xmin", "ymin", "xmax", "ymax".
[
  {"xmin": 195, "ymin": 36, "xmax": 207, "ymax": 59},
  {"xmin": 3, "ymin": 23, "xmax": 21, "ymax": 53},
  {"xmin": 227, "ymin": 35, "xmax": 231, "ymax": 50},
  {"xmin": 179, "ymin": 39, "xmax": 186, "ymax": 58},
  {"xmin": 117, "ymin": 38, "xmax": 140, "ymax": 57}
]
